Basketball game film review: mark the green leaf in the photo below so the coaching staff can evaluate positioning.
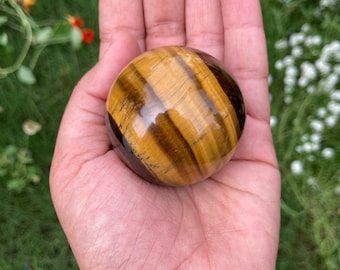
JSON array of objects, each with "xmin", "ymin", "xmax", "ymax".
[
  {"xmin": 0, "ymin": 33, "xmax": 8, "ymax": 46},
  {"xmin": 0, "ymin": 16, "xmax": 8, "ymax": 27},
  {"xmin": 17, "ymin": 66, "xmax": 36, "ymax": 85},
  {"xmin": 33, "ymin": 27, "xmax": 53, "ymax": 44},
  {"xmin": 4, "ymin": 145, "xmax": 18, "ymax": 156},
  {"xmin": 70, "ymin": 27, "xmax": 83, "ymax": 50},
  {"xmin": 0, "ymin": 168, "xmax": 7, "ymax": 177},
  {"xmin": 17, "ymin": 148, "xmax": 33, "ymax": 164},
  {"xmin": 7, "ymin": 178, "xmax": 26, "ymax": 192}
]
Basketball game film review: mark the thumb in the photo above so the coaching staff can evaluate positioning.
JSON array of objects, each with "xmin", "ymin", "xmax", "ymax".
[
  {"xmin": 68, "ymin": 31, "xmax": 141, "ymax": 114},
  {"xmin": 50, "ymin": 32, "xmax": 141, "ymax": 176},
  {"xmin": 57, "ymin": 31, "xmax": 140, "ymax": 142}
]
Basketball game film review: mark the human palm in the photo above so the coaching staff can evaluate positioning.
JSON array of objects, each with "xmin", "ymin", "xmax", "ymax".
[{"xmin": 50, "ymin": 0, "xmax": 281, "ymax": 269}]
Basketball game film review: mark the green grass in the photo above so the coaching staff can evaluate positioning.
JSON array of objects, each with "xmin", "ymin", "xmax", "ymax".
[
  {"xmin": 263, "ymin": 0, "xmax": 340, "ymax": 269},
  {"xmin": 0, "ymin": 0, "xmax": 339, "ymax": 269},
  {"xmin": 0, "ymin": 1, "xmax": 98, "ymax": 269}
]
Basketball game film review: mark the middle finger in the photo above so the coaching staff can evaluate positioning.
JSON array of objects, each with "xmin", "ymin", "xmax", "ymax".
[{"xmin": 143, "ymin": 0, "xmax": 186, "ymax": 49}]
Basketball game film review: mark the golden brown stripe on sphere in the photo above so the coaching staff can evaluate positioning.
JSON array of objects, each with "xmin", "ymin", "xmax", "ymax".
[{"xmin": 106, "ymin": 46, "xmax": 245, "ymax": 186}]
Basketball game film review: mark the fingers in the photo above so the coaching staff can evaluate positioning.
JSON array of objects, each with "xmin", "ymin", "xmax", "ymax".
[
  {"xmin": 143, "ymin": 0, "xmax": 186, "ymax": 49},
  {"xmin": 221, "ymin": 0, "xmax": 269, "ymax": 121},
  {"xmin": 98, "ymin": 0, "xmax": 269, "ymax": 121},
  {"xmin": 143, "ymin": 0, "xmax": 225, "ymax": 59},
  {"xmin": 99, "ymin": 0, "xmax": 145, "ymax": 57},
  {"xmin": 185, "ymin": 0, "xmax": 224, "ymax": 60}
]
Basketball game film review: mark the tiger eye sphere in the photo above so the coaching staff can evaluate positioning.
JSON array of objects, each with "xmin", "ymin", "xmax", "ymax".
[{"xmin": 106, "ymin": 46, "xmax": 245, "ymax": 186}]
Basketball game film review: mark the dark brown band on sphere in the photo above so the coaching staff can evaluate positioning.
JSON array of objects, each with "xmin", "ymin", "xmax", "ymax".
[
  {"xmin": 106, "ymin": 113, "xmax": 160, "ymax": 184},
  {"xmin": 196, "ymin": 51, "xmax": 246, "ymax": 135}
]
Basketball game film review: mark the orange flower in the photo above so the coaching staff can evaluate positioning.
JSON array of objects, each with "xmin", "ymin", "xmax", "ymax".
[
  {"xmin": 81, "ymin": 29, "xmax": 95, "ymax": 43},
  {"xmin": 66, "ymin": 15, "xmax": 95, "ymax": 44},
  {"xmin": 66, "ymin": 15, "xmax": 84, "ymax": 28},
  {"xmin": 18, "ymin": 0, "xmax": 37, "ymax": 12}
]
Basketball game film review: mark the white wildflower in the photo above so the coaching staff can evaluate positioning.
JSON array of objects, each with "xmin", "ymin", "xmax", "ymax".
[
  {"xmin": 291, "ymin": 160, "xmax": 304, "ymax": 175},
  {"xmin": 22, "ymin": 120, "xmax": 42, "ymax": 136},
  {"xmin": 286, "ymin": 66, "xmax": 298, "ymax": 77},
  {"xmin": 298, "ymin": 77, "xmax": 309, "ymax": 88},
  {"xmin": 307, "ymin": 177, "xmax": 318, "ymax": 189},
  {"xmin": 330, "ymin": 90, "xmax": 340, "ymax": 101},
  {"xmin": 328, "ymin": 100, "xmax": 340, "ymax": 115},
  {"xmin": 334, "ymin": 49, "xmax": 340, "ymax": 62},
  {"xmin": 275, "ymin": 60, "xmax": 284, "ymax": 70},
  {"xmin": 284, "ymin": 95, "xmax": 293, "ymax": 104},
  {"xmin": 301, "ymin": 62, "xmax": 317, "ymax": 80},
  {"xmin": 334, "ymin": 186, "xmax": 340, "ymax": 195},
  {"xmin": 289, "ymin": 32, "xmax": 305, "ymax": 47},
  {"xmin": 325, "ymin": 115, "xmax": 338, "ymax": 127},
  {"xmin": 302, "ymin": 142, "xmax": 315, "ymax": 153},
  {"xmin": 307, "ymin": 85, "xmax": 316, "ymax": 94},
  {"xmin": 305, "ymin": 37, "xmax": 315, "ymax": 47},
  {"xmin": 31, "ymin": 174, "xmax": 41, "ymax": 184},
  {"xmin": 324, "ymin": 74, "xmax": 339, "ymax": 90},
  {"xmin": 292, "ymin": 46, "xmax": 303, "ymax": 57},
  {"xmin": 301, "ymin": 24, "xmax": 311, "ymax": 33},
  {"xmin": 320, "ymin": 0, "xmax": 338, "ymax": 8},
  {"xmin": 319, "ymin": 77, "xmax": 337, "ymax": 92},
  {"xmin": 283, "ymin": 55, "xmax": 295, "ymax": 66},
  {"xmin": 317, "ymin": 107, "xmax": 327, "ymax": 118},
  {"xmin": 316, "ymin": 59, "xmax": 331, "ymax": 75},
  {"xmin": 270, "ymin": 116, "xmax": 278, "ymax": 127},
  {"xmin": 301, "ymin": 134, "xmax": 309, "ymax": 142},
  {"xmin": 328, "ymin": 41, "xmax": 340, "ymax": 60},
  {"xmin": 284, "ymin": 85, "xmax": 294, "ymax": 94},
  {"xmin": 311, "ymin": 35, "xmax": 322, "ymax": 46},
  {"xmin": 268, "ymin": 74, "xmax": 273, "ymax": 85},
  {"xmin": 310, "ymin": 119, "xmax": 324, "ymax": 132},
  {"xmin": 311, "ymin": 142, "xmax": 320, "ymax": 151},
  {"xmin": 295, "ymin": 145, "xmax": 303, "ymax": 153},
  {"xmin": 305, "ymin": 35, "xmax": 322, "ymax": 47},
  {"xmin": 321, "ymin": 147, "xmax": 335, "ymax": 159},
  {"xmin": 311, "ymin": 133, "xmax": 322, "ymax": 144},
  {"xmin": 275, "ymin": 39, "xmax": 289, "ymax": 50},
  {"xmin": 284, "ymin": 76, "xmax": 296, "ymax": 87},
  {"xmin": 334, "ymin": 65, "xmax": 340, "ymax": 75},
  {"xmin": 321, "ymin": 41, "xmax": 340, "ymax": 62}
]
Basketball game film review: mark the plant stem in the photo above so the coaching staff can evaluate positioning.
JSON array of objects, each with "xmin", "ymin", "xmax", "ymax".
[
  {"xmin": 0, "ymin": 0, "xmax": 32, "ymax": 76},
  {"xmin": 29, "ymin": 35, "xmax": 72, "ymax": 71},
  {"xmin": 29, "ymin": 45, "xmax": 46, "ymax": 71}
]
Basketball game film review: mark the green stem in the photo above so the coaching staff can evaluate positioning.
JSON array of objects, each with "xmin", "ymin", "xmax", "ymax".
[
  {"xmin": 0, "ymin": 0, "xmax": 32, "ymax": 76},
  {"xmin": 5, "ymin": 20, "xmax": 25, "ymax": 33},
  {"xmin": 29, "ymin": 45, "xmax": 46, "ymax": 71},
  {"xmin": 0, "ymin": 2, "xmax": 20, "ymax": 18},
  {"xmin": 36, "ymin": 19, "xmax": 63, "ymax": 27},
  {"xmin": 30, "ymin": 37, "xmax": 71, "ymax": 71},
  {"xmin": 43, "ymin": 36, "xmax": 70, "ymax": 45}
]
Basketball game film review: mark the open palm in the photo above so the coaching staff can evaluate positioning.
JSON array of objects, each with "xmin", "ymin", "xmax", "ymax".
[{"xmin": 50, "ymin": 0, "xmax": 281, "ymax": 269}]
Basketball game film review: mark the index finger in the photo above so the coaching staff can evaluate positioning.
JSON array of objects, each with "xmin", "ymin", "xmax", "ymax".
[
  {"xmin": 185, "ymin": 0, "xmax": 224, "ymax": 61},
  {"xmin": 99, "ymin": 0, "xmax": 145, "ymax": 58}
]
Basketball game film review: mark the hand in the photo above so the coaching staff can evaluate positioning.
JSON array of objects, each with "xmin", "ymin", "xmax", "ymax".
[{"xmin": 50, "ymin": 0, "xmax": 281, "ymax": 269}]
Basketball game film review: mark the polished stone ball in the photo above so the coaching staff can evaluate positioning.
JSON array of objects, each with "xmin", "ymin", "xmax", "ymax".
[{"xmin": 106, "ymin": 46, "xmax": 245, "ymax": 186}]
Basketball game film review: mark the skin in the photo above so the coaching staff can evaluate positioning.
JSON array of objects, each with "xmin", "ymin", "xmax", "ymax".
[{"xmin": 50, "ymin": 0, "xmax": 281, "ymax": 269}]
